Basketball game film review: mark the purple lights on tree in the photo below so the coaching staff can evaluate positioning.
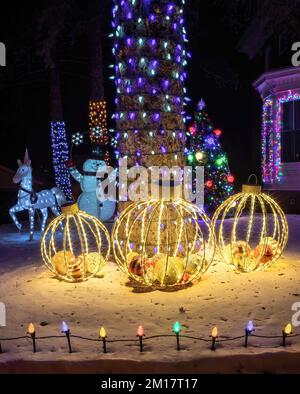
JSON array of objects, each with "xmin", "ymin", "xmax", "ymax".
[
  {"xmin": 112, "ymin": 0, "xmax": 188, "ymax": 168},
  {"xmin": 163, "ymin": 79, "xmax": 170, "ymax": 89},
  {"xmin": 153, "ymin": 113, "xmax": 160, "ymax": 121},
  {"xmin": 150, "ymin": 38, "xmax": 157, "ymax": 47},
  {"xmin": 167, "ymin": 4, "xmax": 175, "ymax": 14}
]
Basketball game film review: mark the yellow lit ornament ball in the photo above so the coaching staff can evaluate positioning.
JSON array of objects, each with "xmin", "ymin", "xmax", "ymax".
[
  {"xmin": 112, "ymin": 199, "xmax": 215, "ymax": 289},
  {"xmin": 41, "ymin": 203, "xmax": 110, "ymax": 282},
  {"xmin": 212, "ymin": 180, "xmax": 288, "ymax": 273}
]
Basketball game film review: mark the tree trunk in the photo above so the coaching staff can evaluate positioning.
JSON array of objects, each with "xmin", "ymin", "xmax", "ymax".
[
  {"xmin": 89, "ymin": 0, "xmax": 105, "ymax": 101},
  {"xmin": 113, "ymin": 0, "xmax": 187, "ymax": 170},
  {"xmin": 49, "ymin": 66, "xmax": 64, "ymax": 121}
]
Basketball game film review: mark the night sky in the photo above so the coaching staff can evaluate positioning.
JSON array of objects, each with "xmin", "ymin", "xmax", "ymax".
[{"xmin": 0, "ymin": 1, "xmax": 295, "ymax": 187}]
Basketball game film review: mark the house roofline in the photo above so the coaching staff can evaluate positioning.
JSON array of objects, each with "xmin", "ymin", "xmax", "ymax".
[{"xmin": 253, "ymin": 66, "xmax": 300, "ymax": 89}]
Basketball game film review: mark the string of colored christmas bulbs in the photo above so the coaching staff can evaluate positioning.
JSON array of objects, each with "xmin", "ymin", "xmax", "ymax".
[{"xmin": 0, "ymin": 321, "xmax": 298, "ymax": 355}]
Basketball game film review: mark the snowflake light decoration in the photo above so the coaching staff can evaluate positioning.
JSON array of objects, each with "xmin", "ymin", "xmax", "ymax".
[
  {"xmin": 71, "ymin": 132, "xmax": 84, "ymax": 146},
  {"xmin": 91, "ymin": 126, "xmax": 104, "ymax": 140}
]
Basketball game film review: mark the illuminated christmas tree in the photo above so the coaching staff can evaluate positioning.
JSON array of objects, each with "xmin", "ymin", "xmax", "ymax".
[
  {"xmin": 112, "ymin": 0, "xmax": 188, "ymax": 173},
  {"xmin": 187, "ymin": 99, "xmax": 234, "ymax": 213}
]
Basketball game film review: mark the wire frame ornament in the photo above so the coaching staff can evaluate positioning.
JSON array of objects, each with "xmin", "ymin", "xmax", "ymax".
[
  {"xmin": 212, "ymin": 175, "xmax": 288, "ymax": 273},
  {"xmin": 112, "ymin": 198, "xmax": 215, "ymax": 289},
  {"xmin": 41, "ymin": 203, "xmax": 111, "ymax": 282}
]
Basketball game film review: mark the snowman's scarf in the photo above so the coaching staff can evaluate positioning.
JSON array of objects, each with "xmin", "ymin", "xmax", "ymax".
[{"xmin": 83, "ymin": 171, "xmax": 98, "ymax": 176}]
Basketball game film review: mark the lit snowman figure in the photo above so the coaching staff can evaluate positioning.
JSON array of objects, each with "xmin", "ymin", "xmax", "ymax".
[{"xmin": 68, "ymin": 158, "xmax": 115, "ymax": 221}]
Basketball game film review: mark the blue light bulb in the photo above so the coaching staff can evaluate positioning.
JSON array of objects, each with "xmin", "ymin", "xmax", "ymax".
[
  {"xmin": 246, "ymin": 320, "xmax": 254, "ymax": 334},
  {"xmin": 61, "ymin": 321, "xmax": 69, "ymax": 334}
]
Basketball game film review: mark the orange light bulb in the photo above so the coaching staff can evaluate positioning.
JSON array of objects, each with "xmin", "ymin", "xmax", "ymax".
[{"xmin": 27, "ymin": 323, "xmax": 35, "ymax": 335}]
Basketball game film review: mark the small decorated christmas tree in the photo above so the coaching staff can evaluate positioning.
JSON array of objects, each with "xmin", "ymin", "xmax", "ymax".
[{"xmin": 187, "ymin": 99, "xmax": 235, "ymax": 213}]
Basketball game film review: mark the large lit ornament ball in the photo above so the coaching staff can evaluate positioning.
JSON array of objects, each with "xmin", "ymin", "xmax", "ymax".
[
  {"xmin": 112, "ymin": 199, "xmax": 215, "ymax": 289},
  {"xmin": 212, "ymin": 181, "xmax": 288, "ymax": 273},
  {"xmin": 41, "ymin": 204, "xmax": 110, "ymax": 282}
]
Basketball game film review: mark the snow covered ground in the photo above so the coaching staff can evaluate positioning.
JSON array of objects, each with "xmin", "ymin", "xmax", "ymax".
[{"xmin": 0, "ymin": 216, "xmax": 300, "ymax": 373}]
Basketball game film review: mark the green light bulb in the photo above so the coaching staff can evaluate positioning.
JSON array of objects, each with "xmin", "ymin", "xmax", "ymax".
[{"xmin": 173, "ymin": 322, "xmax": 181, "ymax": 335}]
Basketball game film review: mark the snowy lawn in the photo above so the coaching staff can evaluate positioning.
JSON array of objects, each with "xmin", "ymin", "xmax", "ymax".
[{"xmin": 0, "ymin": 216, "xmax": 300, "ymax": 373}]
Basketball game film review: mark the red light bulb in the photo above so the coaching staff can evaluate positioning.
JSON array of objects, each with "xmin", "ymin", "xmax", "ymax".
[
  {"xmin": 189, "ymin": 125, "xmax": 196, "ymax": 135},
  {"xmin": 137, "ymin": 325, "xmax": 145, "ymax": 337},
  {"xmin": 214, "ymin": 128, "xmax": 222, "ymax": 137},
  {"xmin": 227, "ymin": 175, "xmax": 235, "ymax": 183},
  {"xmin": 206, "ymin": 180, "xmax": 213, "ymax": 188}
]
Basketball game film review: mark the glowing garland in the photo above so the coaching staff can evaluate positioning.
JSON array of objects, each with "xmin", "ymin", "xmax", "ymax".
[
  {"xmin": 261, "ymin": 98, "xmax": 274, "ymax": 183},
  {"xmin": 262, "ymin": 90, "xmax": 300, "ymax": 183},
  {"xmin": 50, "ymin": 121, "xmax": 73, "ymax": 202}
]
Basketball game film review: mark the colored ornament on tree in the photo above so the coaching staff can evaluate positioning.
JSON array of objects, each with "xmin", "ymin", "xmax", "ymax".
[
  {"xmin": 41, "ymin": 203, "xmax": 110, "ymax": 283},
  {"xmin": 186, "ymin": 99, "xmax": 234, "ymax": 213},
  {"xmin": 112, "ymin": 197, "xmax": 215, "ymax": 289},
  {"xmin": 212, "ymin": 175, "xmax": 288, "ymax": 273}
]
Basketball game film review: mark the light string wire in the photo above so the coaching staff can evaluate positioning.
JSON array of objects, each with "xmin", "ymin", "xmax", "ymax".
[{"xmin": 1, "ymin": 331, "xmax": 300, "ymax": 349}]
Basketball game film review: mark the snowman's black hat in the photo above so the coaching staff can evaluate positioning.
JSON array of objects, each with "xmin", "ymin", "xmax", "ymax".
[{"xmin": 90, "ymin": 145, "xmax": 104, "ymax": 160}]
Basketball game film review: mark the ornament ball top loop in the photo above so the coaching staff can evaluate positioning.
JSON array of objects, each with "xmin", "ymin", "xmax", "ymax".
[{"xmin": 243, "ymin": 174, "xmax": 261, "ymax": 194}]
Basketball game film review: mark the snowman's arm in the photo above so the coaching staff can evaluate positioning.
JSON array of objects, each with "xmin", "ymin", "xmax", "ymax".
[
  {"xmin": 67, "ymin": 161, "xmax": 83, "ymax": 183},
  {"xmin": 70, "ymin": 167, "xmax": 83, "ymax": 183}
]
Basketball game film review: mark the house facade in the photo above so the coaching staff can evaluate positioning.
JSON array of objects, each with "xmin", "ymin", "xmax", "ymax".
[{"xmin": 253, "ymin": 67, "xmax": 300, "ymax": 194}]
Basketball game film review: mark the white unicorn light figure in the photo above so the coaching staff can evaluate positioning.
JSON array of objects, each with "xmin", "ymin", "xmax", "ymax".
[{"xmin": 10, "ymin": 149, "xmax": 66, "ymax": 240}]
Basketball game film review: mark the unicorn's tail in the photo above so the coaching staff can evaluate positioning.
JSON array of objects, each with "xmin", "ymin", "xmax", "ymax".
[{"xmin": 51, "ymin": 187, "xmax": 67, "ymax": 207}]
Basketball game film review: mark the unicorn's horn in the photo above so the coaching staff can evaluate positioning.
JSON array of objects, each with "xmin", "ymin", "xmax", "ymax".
[{"xmin": 24, "ymin": 149, "xmax": 29, "ymax": 164}]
